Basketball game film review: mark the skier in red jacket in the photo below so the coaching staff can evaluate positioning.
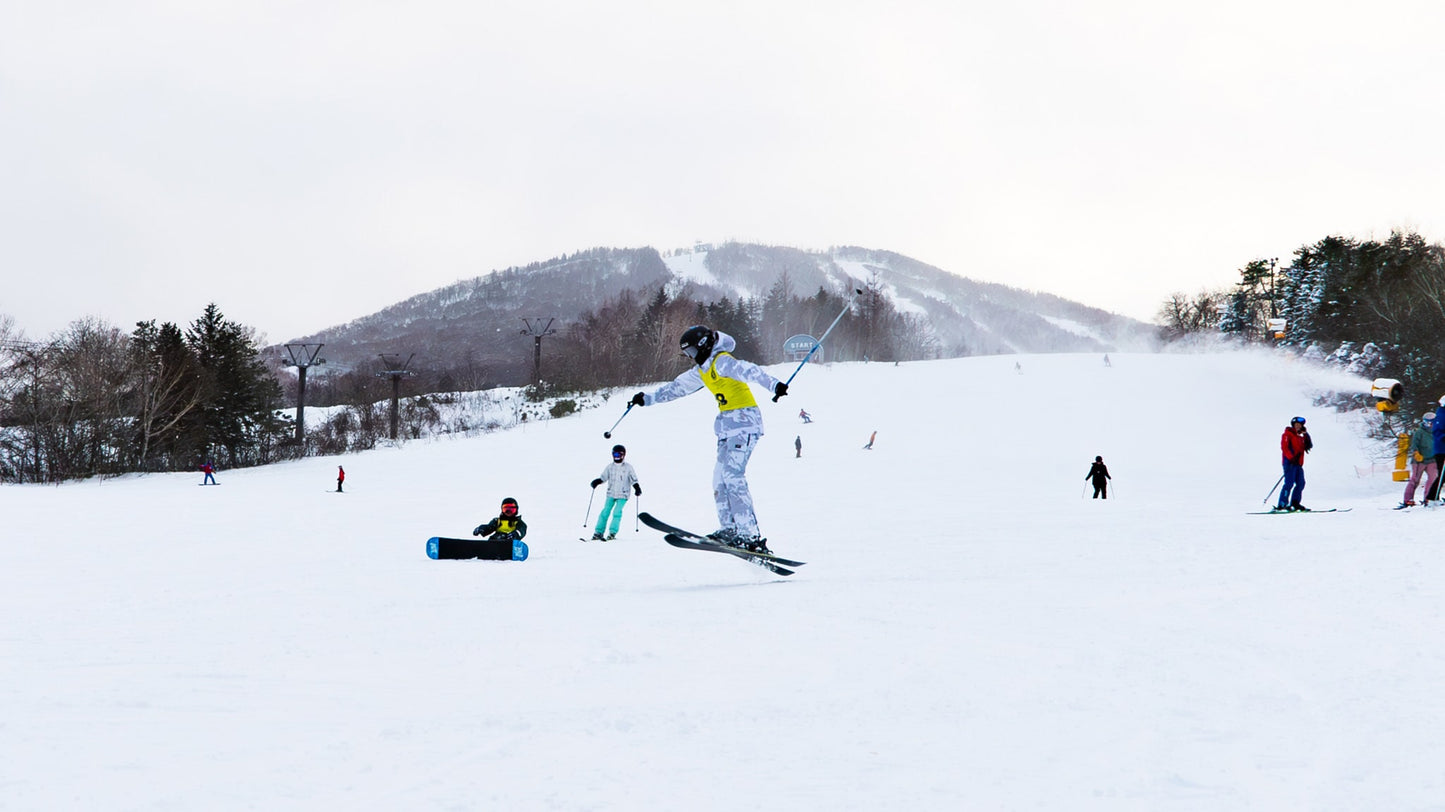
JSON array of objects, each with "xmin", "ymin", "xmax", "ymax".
[{"xmin": 1275, "ymin": 417, "xmax": 1312, "ymax": 511}]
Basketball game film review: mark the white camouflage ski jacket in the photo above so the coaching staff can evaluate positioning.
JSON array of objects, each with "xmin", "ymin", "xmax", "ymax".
[{"xmin": 642, "ymin": 332, "xmax": 782, "ymax": 439}]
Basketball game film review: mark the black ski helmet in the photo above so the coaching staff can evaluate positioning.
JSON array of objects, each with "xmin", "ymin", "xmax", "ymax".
[
  {"xmin": 611, "ymin": 444, "xmax": 626, "ymax": 456},
  {"xmin": 679, "ymin": 325, "xmax": 717, "ymax": 365}
]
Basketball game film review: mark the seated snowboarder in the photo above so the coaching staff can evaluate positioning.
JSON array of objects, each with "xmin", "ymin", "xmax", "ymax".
[{"xmin": 473, "ymin": 497, "xmax": 528, "ymax": 542}]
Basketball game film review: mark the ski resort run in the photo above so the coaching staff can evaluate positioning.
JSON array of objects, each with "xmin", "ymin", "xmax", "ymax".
[{"xmin": 5, "ymin": 350, "xmax": 1445, "ymax": 810}]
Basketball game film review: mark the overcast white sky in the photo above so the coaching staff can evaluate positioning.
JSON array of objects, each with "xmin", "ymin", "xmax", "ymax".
[{"xmin": 3, "ymin": 1, "xmax": 1443, "ymax": 342}]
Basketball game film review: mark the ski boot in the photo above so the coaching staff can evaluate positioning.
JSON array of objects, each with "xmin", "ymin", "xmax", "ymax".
[
  {"xmin": 590, "ymin": 532, "xmax": 605, "ymax": 541},
  {"xmin": 740, "ymin": 536, "xmax": 772, "ymax": 555},
  {"xmin": 706, "ymin": 528, "xmax": 746, "ymax": 548},
  {"xmin": 1291, "ymin": 504, "xmax": 1310, "ymax": 512},
  {"xmin": 707, "ymin": 528, "xmax": 771, "ymax": 555},
  {"xmin": 605, "ymin": 533, "xmax": 616, "ymax": 541}
]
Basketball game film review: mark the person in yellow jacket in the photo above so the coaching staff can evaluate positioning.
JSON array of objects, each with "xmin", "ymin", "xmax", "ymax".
[
  {"xmin": 473, "ymin": 497, "xmax": 528, "ymax": 542},
  {"xmin": 630, "ymin": 325, "xmax": 786, "ymax": 553}
]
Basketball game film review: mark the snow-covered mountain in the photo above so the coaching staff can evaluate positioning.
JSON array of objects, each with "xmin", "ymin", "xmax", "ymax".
[{"xmin": 280, "ymin": 243, "xmax": 1157, "ymax": 382}]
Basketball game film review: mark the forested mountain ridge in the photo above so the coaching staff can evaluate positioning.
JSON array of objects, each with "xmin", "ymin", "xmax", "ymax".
[{"xmin": 282, "ymin": 243, "xmax": 1156, "ymax": 388}]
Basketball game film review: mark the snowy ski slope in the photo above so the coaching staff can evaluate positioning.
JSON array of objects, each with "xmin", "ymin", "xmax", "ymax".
[{"xmin": 4, "ymin": 350, "xmax": 1443, "ymax": 810}]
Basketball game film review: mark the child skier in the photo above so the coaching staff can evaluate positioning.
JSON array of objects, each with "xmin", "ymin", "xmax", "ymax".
[
  {"xmin": 473, "ymin": 497, "xmax": 528, "ymax": 542},
  {"xmin": 629, "ymin": 325, "xmax": 786, "ymax": 553},
  {"xmin": 589, "ymin": 444, "xmax": 640, "ymax": 540},
  {"xmin": 336, "ymin": 465, "xmax": 345, "ymax": 493},
  {"xmin": 1085, "ymin": 455, "xmax": 1111, "ymax": 498}
]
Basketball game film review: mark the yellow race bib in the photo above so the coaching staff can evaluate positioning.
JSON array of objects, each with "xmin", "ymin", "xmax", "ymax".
[{"xmin": 701, "ymin": 352, "xmax": 757, "ymax": 411}]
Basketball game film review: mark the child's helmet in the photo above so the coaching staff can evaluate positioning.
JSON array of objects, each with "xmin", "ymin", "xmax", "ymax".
[
  {"xmin": 500, "ymin": 497, "xmax": 519, "ymax": 515},
  {"xmin": 612, "ymin": 444, "xmax": 626, "ymax": 457},
  {"xmin": 679, "ymin": 325, "xmax": 717, "ymax": 365}
]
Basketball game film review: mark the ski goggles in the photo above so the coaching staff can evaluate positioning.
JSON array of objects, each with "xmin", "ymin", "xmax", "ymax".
[
  {"xmin": 613, "ymin": 451, "xmax": 625, "ymax": 459},
  {"xmin": 501, "ymin": 503, "xmax": 518, "ymax": 515},
  {"xmin": 1291, "ymin": 417, "xmax": 1306, "ymax": 425},
  {"xmin": 681, "ymin": 345, "xmax": 700, "ymax": 359}
]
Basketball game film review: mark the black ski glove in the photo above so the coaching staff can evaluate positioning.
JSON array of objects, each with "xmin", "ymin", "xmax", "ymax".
[
  {"xmin": 472, "ymin": 524, "xmax": 486, "ymax": 536},
  {"xmin": 772, "ymin": 382, "xmax": 788, "ymax": 402},
  {"xmin": 633, "ymin": 483, "xmax": 642, "ymax": 496},
  {"xmin": 630, "ymin": 392, "xmax": 645, "ymax": 407},
  {"xmin": 591, "ymin": 478, "xmax": 603, "ymax": 489}
]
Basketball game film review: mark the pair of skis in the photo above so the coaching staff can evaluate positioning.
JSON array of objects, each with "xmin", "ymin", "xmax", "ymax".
[{"xmin": 638, "ymin": 513, "xmax": 805, "ymax": 577}]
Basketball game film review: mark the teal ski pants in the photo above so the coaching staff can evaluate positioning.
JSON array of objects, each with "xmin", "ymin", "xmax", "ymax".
[{"xmin": 595, "ymin": 496, "xmax": 629, "ymax": 536}]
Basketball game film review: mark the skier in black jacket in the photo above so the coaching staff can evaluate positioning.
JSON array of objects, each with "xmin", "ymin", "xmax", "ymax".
[{"xmin": 1086, "ymin": 456, "xmax": 1112, "ymax": 499}]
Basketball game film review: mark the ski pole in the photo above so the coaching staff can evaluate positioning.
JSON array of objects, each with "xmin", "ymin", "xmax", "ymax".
[
  {"xmin": 603, "ymin": 402, "xmax": 634, "ymax": 439},
  {"xmin": 635, "ymin": 493, "xmax": 640, "ymax": 532},
  {"xmin": 583, "ymin": 486, "xmax": 597, "ymax": 527},
  {"xmin": 1263, "ymin": 474, "xmax": 1284, "ymax": 505},
  {"xmin": 773, "ymin": 287, "xmax": 864, "ymax": 401}
]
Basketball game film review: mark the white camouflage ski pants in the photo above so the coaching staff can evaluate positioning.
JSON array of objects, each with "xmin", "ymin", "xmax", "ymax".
[{"xmin": 713, "ymin": 432, "xmax": 760, "ymax": 538}]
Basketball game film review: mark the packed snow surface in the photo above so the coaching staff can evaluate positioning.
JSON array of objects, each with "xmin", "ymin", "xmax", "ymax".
[{"xmin": 5, "ymin": 351, "xmax": 1443, "ymax": 810}]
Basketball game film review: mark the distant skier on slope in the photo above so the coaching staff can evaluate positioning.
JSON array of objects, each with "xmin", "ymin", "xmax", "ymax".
[
  {"xmin": 1085, "ymin": 455, "xmax": 1111, "ymax": 499},
  {"xmin": 1428, "ymin": 395, "xmax": 1445, "ymax": 503},
  {"xmin": 1275, "ymin": 417, "xmax": 1312, "ymax": 512},
  {"xmin": 629, "ymin": 325, "xmax": 785, "ymax": 554},
  {"xmin": 1400, "ymin": 413, "xmax": 1437, "ymax": 508}
]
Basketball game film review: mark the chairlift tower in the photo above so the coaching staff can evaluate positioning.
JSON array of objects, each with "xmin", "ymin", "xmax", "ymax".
[
  {"xmin": 375, "ymin": 353, "xmax": 416, "ymax": 440},
  {"xmin": 282, "ymin": 343, "xmax": 325, "ymax": 442},
  {"xmin": 520, "ymin": 318, "xmax": 556, "ymax": 386}
]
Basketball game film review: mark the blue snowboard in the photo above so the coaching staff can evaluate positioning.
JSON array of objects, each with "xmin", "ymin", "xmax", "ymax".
[{"xmin": 427, "ymin": 536, "xmax": 529, "ymax": 561}]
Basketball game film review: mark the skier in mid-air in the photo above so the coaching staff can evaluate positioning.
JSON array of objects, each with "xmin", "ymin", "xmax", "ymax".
[{"xmin": 630, "ymin": 325, "xmax": 786, "ymax": 554}]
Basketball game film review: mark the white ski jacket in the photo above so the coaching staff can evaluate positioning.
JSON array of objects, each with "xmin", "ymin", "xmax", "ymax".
[
  {"xmin": 597, "ymin": 461, "xmax": 639, "ymax": 499},
  {"xmin": 643, "ymin": 332, "xmax": 781, "ymax": 439}
]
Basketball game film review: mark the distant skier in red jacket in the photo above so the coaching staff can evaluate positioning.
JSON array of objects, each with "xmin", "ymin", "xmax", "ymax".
[
  {"xmin": 336, "ymin": 465, "xmax": 345, "ymax": 493},
  {"xmin": 1275, "ymin": 417, "xmax": 1312, "ymax": 511}
]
